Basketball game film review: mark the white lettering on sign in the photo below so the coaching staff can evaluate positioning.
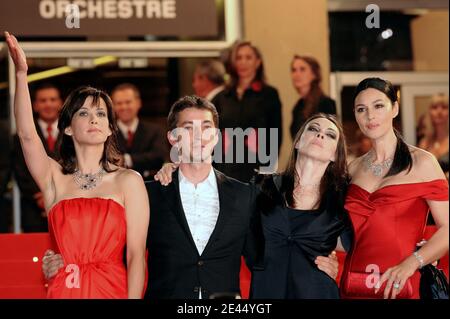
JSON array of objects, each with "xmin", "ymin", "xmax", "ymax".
[
  {"xmin": 39, "ymin": 0, "xmax": 56, "ymax": 19},
  {"xmin": 39, "ymin": 0, "xmax": 177, "ymax": 20}
]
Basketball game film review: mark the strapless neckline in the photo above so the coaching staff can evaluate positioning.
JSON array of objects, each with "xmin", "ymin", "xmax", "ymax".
[
  {"xmin": 48, "ymin": 197, "xmax": 125, "ymax": 215},
  {"xmin": 349, "ymin": 179, "xmax": 447, "ymax": 195}
]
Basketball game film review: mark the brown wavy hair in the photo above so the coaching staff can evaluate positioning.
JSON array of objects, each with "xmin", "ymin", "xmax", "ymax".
[
  {"xmin": 291, "ymin": 55, "xmax": 324, "ymax": 119},
  {"xmin": 56, "ymin": 86, "xmax": 123, "ymax": 174},
  {"xmin": 228, "ymin": 40, "xmax": 266, "ymax": 88},
  {"xmin": 282, "ymin": 113, "xmax": 348, "ymax": 207}
]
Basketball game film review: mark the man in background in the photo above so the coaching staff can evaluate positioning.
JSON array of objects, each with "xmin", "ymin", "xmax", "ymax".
[
  {"xmin": 13, "ymin": 83, "xmax": 62, "ymax": 232},
  {"xmin": 111, "ymin": 83, "xmax": 167, "ymax": 179},
  {"xmin": 192, "ymin": 59, "xmax": 226, "ymax": 103}
]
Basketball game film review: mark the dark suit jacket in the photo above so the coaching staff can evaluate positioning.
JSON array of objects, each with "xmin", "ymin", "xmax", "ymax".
[
  {"xmin": 12, "ymin": 121, "xmax": 60, "ymax": 232},
  {"xmin": 117, "ymin": 120, "xmax": 167, "ymax": 179},
  {"xmin": 0, "ymin": 121, "xmax": 11, "ymax": 196},
  {"xmin": 145, "ymin": 168, "xmax": 256, "ymax": 299}
]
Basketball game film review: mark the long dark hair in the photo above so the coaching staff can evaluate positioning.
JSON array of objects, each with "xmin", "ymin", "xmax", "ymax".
[
  {"xmin": 56, "ymin": 86, "xmax": 123, "ymax": 174},
  {"xmin": 353, "ymin": 77, "xmax": 412, "ymax": 177},
  {"xmin": 282, "ymin": 113, "xmax": 349, "ymax": 208},
  {"xmin": 228, "ymin": 40, "xmax": 266, "ymax": 88},
  {"xmin": 291, "ymin": 55, "xmax": 324, "ymax": 119}
]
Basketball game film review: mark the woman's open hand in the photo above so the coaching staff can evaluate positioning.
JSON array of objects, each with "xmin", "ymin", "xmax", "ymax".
[{"xmin": 4, "ymin": 31, "xmax": 28, "ymax": 74}]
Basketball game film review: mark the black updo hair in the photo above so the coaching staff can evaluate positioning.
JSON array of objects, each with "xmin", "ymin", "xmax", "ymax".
[{"xmin": 353, "ymin": 77, "xmax": 412, "ymax": 177}]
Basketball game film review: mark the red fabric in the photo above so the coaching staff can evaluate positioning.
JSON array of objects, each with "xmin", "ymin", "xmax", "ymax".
[
  {"xmin": 0, "ymin": 233, "xmax": 53, "ymax": 298},
  {"xmin": 341, "ymin": 179, "xmax": 449, "ymax": 299},
  {"xmin": 239, "ymin": 256, "xmax": 251, "ymax": 299},
  {"xmin": 127, "ymin": 129, "xmax": 134, "ymax": 149},
  {"xmin": 46, "ymin": 124, "xmax": 55, "ymax": 152},
  {"xmin": 47, "ymin": 198, "xmax": 128, "ymax": 298}
]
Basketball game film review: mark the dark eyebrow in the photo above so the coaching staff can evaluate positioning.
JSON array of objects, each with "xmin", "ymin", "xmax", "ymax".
[{"xmin": 309, "ymin": 121, "xmax": 337, "ymax": 133}]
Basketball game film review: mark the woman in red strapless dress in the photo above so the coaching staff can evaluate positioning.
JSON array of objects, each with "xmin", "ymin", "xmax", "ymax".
[
  {"xmin": 6, "ymin": 32, "xmax": 149, "ymax": 299},
  {"xmin": 47, "ymin": 198, "xmax": 128, "ymax": 298},
  {"xmin": 340, "ymin": 77, "xmax": 449, "ymax": 299}
]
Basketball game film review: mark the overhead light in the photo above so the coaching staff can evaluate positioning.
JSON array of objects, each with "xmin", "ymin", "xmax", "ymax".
[{"xmin": 381, "ymin": 28, "xmax": 393, "ymax": 40}]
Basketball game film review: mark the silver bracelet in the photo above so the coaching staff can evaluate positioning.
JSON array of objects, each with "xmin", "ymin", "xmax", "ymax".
[{"xmin": 413, "ymin": 251, "xmax": 425, "ymax": 269}]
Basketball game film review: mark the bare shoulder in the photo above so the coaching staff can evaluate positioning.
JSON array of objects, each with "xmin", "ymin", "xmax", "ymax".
[
  {"xmin": 348, "ymin": 154, "xmax": 365, "ymax": 177},
  {"xmin": 409, "ymin": 145, "xmax": 446, "ymax": 181},
  {"xmin": 115, "ymin": 167, "xmax": 145, "ymax": 186}
]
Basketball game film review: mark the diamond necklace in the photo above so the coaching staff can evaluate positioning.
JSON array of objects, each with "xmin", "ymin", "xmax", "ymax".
[
  {"xmin": 363, "ymin": 151, "xmax": 393, "ymax": 177},
  {"xmin": 73, "ymin": 167, "xmax": 106, "ymax": 190}
]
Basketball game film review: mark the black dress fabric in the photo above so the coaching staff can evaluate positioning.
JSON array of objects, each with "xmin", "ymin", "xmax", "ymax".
[{"xmin": 249, "ymin": 174, "xmax": 352, "ymax": 299}]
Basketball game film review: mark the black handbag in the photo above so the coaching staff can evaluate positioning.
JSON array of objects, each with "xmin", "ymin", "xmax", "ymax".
[{"xmin": 419, "ymin": 263, "xmax": 449, "ymax": 299}]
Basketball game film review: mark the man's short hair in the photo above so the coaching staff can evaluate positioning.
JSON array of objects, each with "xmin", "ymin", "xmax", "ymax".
[
  {"xmin": 195, "ymin": 60, "xmax": 226, "ymax": 86},
  {"xmin": 32, "ymin": 82, "xmax": 61, "ymax": 102},
  {"xmin": 167, "ymin": 95, "xmax": 219, "ymax": 131},
  {"xmin": 111, "ymin": 83, "xmax": 141, "ymax": 99}
]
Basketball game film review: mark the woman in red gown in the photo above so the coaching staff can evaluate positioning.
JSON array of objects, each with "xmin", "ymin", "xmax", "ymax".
[
  {"xmin": 340, "ymin": 77, "xmax": 449, "ymax": 299},
  {"xmin": 5, "ymin": 32, "xmax": 149, "ymax": 299}
]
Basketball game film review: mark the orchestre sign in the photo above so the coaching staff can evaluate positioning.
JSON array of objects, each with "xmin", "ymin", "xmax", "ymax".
[{"xmin": 0, "ymin": 0, "xmax": 218, "ymax": 37}]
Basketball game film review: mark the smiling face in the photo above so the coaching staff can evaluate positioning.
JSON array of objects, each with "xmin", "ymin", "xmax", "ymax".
[
  {"xmin": 33, "ymin": 88, "xmax": 63, "ymax": 123},
  {"xmin": 111, "ymin": 88, "xmax": 141, "ymax": 125},
  {"xmin": 234, "ymin": 44, "xmax": 261, "ymax": 80},
  {"xmin": 354, "ymin": 88, "xmax": 399, "ymax": 140},
  {"xmin": 64, "ymin": 96, "xmax": 112, "ymax": 145},
  {"xmin": 295, "ymin": 117, "xmax": 339, "ymax": 163},
  {"xmin": 168, "ymin": 107, "xmax": 218, "ymax": 163}
]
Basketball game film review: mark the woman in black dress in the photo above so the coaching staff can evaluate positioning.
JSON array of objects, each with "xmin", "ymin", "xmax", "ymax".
[
  {"xmin": 213, "ymin": 41, "xmax": 283, "ymax": 182},
  {"xmin": 250, "ymin": 113, "xmax": 352, "ymax": 299},
  {"xmin": 290, "ymin": 56, "xmax": 336, "ymax": 140}
]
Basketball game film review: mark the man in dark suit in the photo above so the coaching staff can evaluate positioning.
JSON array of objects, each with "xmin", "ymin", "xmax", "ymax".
[
  {"xmin": 192, "ymin": 59, "xmax": 225, "ymax": 103},
  {"xmin": 0, "ymin": 120, "xmax": 11, "ymax": 232},
  {"xmin": 145, "ymin": 95, "xmax": 256, "ymax": 299},
  {"xmin": 111, "ymin": 83, "xmax": 167, "ymax": 180},
  {"xmin": 13, "ymin": 83, "xmax": 62, "ymax": 232}
]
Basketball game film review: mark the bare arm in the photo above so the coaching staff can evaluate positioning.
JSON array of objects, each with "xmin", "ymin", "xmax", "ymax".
[
  {"xmin": 376, "ymin": 151, "xmax": 448, "ymax": 299},
  {"xmin": 123, "ymin": 170, "xmax": 149, "ymax": 299},
  {"xmin": 5, "ymin": 32, "xmax": 55, "ymax": 199},
  {"xmin": 413, "ymin": 152, "xmax": 448, "ymax": 269}
]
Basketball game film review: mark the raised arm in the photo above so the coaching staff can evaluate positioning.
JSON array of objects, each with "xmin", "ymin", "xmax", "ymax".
[
  {"xmin": 5, "ymin": 32, "xmax": 55, "ymax": 196},
  {"xmin": 122, "ymin": 170, "xmax": 149, "ymax": 299}
]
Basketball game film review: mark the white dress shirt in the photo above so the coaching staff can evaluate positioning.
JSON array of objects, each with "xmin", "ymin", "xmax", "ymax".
[
  {"xmin": 178, "ymin": 167, "xmax": 220, "ymax": 256},
  {"xmin": 37, "ymin": 119, "xmax": 58, "ymax": 140},
  {"xmin": 205, "ymin": 85, "xmax": 225, "ymax": 102}
]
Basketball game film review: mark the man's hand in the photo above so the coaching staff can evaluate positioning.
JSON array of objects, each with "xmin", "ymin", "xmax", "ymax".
[
  {"xmin": 315, "ymin": 251, "xmax": 340, "ymax": 280},
  {"xmin": 42, "ymin": 250, "xmax": 64, "ymax": 280},
  {"xmin": 154, "ymin": 163, "xmax": 178, "ymax": 186}
]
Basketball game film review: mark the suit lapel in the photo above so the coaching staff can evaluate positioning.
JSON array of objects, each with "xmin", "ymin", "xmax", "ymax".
[
  {"xmin": 161, "ymin": 170, "xmax": 198, "ymax": 255},
  {"xmin": 36, "ymin": 122, "xmax": 49, "ymax": 153},
  {"xmin": 130, "ymin": 121, "xmax": 144, "ymax": 152},
  {"xmin": 201, "ymin": 169, "xmax": 236, "ymax": 256}
]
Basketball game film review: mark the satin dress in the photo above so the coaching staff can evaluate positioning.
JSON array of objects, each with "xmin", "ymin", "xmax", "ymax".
[
  {"xmin": 340, "ymin": 179, "xmax": 449, "ymax": 299},
  {"xmin": 46, "ymin": 197, "xmax": 128, "ymax": 299}
]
